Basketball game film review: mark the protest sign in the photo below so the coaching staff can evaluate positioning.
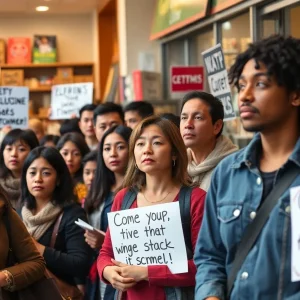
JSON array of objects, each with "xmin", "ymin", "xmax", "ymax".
[
  {"xmin": 290, "ymin": 186, "xmax": 300, "ymax": 282},
  {"xmin": 50, "ymin": 82, "xmax": 93, "ymax": 119},
  {"xmin": 202, "ymin": 44, "xmax": 236, "ymax": 121},
  {"xmin": 108, "ymin": 202, "xmax": 188, "ymax": 274},
  {"xmin": 0, "ymin": 86, "xmax": 29, "ymax": 129}
]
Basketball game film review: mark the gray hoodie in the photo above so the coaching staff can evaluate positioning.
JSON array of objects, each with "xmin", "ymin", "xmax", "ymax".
[{"xmin": 187, "ymin": 136, "xmax": 238, "ymax": 192}]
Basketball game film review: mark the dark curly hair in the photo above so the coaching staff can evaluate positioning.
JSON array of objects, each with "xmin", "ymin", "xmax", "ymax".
[{"xmin": 229, "ymin": 35, "xmax": 300, "ymax": 93}]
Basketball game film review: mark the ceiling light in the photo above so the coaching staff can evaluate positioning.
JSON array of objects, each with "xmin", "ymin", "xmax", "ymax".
[
  {"xmin": 36, "ymin": 6, "xmax": 49, "ymax": 12},
  {"xmin": 222, "ymin": 21, "xmax": 231, "ymax": 30}
]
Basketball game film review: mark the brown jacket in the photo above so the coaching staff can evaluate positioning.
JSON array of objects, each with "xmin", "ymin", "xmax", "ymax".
[{"xmin": 0, "ymin": 197, "xmax": 45, "ymax": 299}]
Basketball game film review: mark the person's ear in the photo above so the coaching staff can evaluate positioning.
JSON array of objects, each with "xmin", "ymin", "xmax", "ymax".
[
  {"xmin": 290, "ymin": 91, "xmax": 300, "ymax": 107},
  {"xmin": 213, "ymin": 119, "xmax": 223, "ymax": 137}
]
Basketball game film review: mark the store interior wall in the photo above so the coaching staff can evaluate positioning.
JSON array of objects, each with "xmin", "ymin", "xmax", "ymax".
[
  {"xmin": 290, "ymin": 5, "xmax": 300, "ymax": 38},
  {"xmin": 0, "ymin": 13, "xmax": 95, "ymax": 62},
  {"xmin": 118, "ymin": 0, "xmax": 161, "ymax": 76}
]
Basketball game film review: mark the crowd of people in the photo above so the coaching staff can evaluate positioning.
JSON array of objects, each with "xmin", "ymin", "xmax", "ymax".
[{"xmin": 0, "ymin": 34, "xmax": 300, "ymax": 300}]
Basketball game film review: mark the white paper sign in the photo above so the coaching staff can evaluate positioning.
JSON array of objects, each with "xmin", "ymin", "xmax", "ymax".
[
  {"xmin": 290, "ymin": 186, "xmax": 300, "ymax": 282},
  {"xmin": 0, "ymin": 86, "xmax": 29, "ymax": 129},
  {"xmin": 108, "ymin": 202, "xmax": 188, "ymax": 274},
  {"xmin": 202, "ymin": 44, "xmax": 236, "ymax": 121},
  {"xmin": 50, "ymin": 82, "xmax": 93, "ymax": 119}
]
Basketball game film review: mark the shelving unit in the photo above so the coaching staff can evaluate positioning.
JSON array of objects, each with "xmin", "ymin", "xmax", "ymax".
[{"xmin": 0, "ymin": 62, "xmax": 95, "ymax": 117}]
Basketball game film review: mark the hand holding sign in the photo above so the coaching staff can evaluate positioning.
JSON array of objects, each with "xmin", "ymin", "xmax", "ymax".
[{"xmin": 108, "ymin": 202, "xmax": 187, "ymax": 274}]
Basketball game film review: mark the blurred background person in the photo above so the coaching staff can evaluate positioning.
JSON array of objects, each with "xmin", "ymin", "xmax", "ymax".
[
  {"xmin": 0, "ymin": 129, "xmax": 39, "ymax": 208},
  {"xmin": 40, "ymin": 135, "xmax": 60, "ymax": 148},
  {"xmin": 93, "ymin": 103, "xmax": 124, "ymax": 142},
  {"xmin": 78, "ymin": 104, "xmax": 98, "ymax": 151},
  {"xmin": 57, "ymin": 133, "xmax": 90, "ymax": 203},
  {"xmin": 28, "ymin": 119, "xmax": 45, "ymax": 142},
  {"xmin": 124, "ymin": 101, "xmax": 154, "ymax": 130}
]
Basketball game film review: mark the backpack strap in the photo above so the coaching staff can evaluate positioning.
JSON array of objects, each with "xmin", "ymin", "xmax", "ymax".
[
  {"xmin": 121, "ymin": 188, "xmax": 138, "ymax": 210},
  {"xmin": 178, "ymin": 186, "xmax": 193, "ymax": 259}
]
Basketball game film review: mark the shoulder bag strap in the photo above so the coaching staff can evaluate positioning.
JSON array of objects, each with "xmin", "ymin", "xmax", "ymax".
[
  {"xmin": 121, "ymin": 188, "xmax": 138, "ymax": 210},
  {"xmin": 227, "ymin": 164, "xmax": 299, "ymax": 298},
  {"xmin": 178, "ymin": 186, "xmax": 193, "ymax": 259},
  {"xmin": 50, "ymin": 212, "xmax": 64, "ymax": 249}
]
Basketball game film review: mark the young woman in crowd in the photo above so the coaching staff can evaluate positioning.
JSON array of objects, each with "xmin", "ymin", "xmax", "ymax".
[
  {"xmin": 0, "ymin": 187, "xmax": 45, "ymax": 300},
  {"xmin": 82, "ymin": 150, "xmax": 97, "ymax": 195},
  {"xmin": 57, "ymin": 133, "xmax": 90, "ymax": 203},
  {"xmin": 40, "ymin": 135, "xmax": 60, "ymax": 148},
  {"xmin": 0, "ymin": 129, "xmax": 39, "ymax": 208},
  {"xmin": 19, "ymin": 146, "xmax": 92, "ymax": 296},
  {"xmin": 98, "ymin": 116, "xmax": 206, "ymax": 300},
  {"xmin": 84, "ymin": 125, "xmax": 132, "ymax": 300}
]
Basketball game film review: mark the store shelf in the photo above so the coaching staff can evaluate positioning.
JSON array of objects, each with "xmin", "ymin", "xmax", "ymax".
[
  {"xmin": 0, "ymin": 62, "xmax": 94, "ymax": 69},
  {"xmin": 29, "ymin": 86, "xmax": 52, "ymax": 92}
]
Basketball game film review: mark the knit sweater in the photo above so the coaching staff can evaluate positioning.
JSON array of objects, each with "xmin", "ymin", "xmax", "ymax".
[{"xmin": 0, "ymin": 175, "xmax": 20, "ymax": 209}]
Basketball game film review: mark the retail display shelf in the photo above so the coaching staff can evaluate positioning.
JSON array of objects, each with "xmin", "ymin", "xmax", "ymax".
[{"xmin": 0, "ymin": 62, "xmax": 94, "ymax": 69}]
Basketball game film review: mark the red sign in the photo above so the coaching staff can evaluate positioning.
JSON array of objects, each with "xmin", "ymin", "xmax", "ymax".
[{"xmin": 171, "ymin": 66, "xmax": 204, "ymax": 92}]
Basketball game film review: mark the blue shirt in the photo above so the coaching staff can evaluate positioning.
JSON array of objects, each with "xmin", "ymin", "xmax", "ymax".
[{"xmin": 194, "ymin": 134, "xmax": 300, "ymax": 300}]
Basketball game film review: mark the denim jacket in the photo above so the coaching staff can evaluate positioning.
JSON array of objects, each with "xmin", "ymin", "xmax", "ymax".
[{"xmin": 194, "ymin": 134, "xmax": 300, "ymax": 300}]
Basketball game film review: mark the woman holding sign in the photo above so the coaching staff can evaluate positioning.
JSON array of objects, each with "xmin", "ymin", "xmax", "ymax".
[
  {"xmin": 84, "ymin": 125, "xmax": 132, "ymax": 300},
  {"xmin": 0, "ymin": 129, "xmax": 39, "ymax": 208},
  {"xmin": 98, "ymin": 116, "xmax": 206, "ymax": 300}
]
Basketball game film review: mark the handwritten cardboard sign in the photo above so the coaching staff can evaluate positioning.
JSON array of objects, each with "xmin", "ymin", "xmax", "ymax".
[
  {"xmin": 50, "ymin": 82, "xmax": 93, "ymax": 120},
  {"xmin": 290, "ymin": 186, "xmax": 300, "ymax": 282},
  {"xmin": 0, "ymin": 86, "xmax": 29, "ymax": 129},
  {"xmin": 202, "ymin": 44, "xmax": 236, "ymax": 121},
  {"xmin": 108, "ymin": 202, "xmax": 188, "ymax": 274}
]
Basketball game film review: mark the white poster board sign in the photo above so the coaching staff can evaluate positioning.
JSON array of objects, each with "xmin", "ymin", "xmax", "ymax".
[
  {"xmin": 0, "ymin": 86, "xmax": 29, "ymax": 129},
  {"xmin": 290, "ymin": 186, "xmax": 300, "ymax": 282},
  {"xmin": 202, "ymin": 44, "xmax": 236, "ymax": 121},
  {"xmin": 108, "ymin": 202, "xmax": 188, "ymax": 274},
  {"xmin": 50, "ymin": 82, "xmax": 93, "ymax": 120}
]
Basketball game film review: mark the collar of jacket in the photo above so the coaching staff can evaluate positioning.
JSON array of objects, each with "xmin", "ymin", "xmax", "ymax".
[{"xmin": 231, "ymin": 133, "xmax": 300, "ymax": 169}]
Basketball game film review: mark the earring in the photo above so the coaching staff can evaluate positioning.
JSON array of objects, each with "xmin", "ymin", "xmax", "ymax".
[
  {"xmin": 173, "ymin": 159, "xmax": 176, "ymax": 167},
  {"xmin": 135, "ymin": 163, "xmax": 139, "ymax": 170}
]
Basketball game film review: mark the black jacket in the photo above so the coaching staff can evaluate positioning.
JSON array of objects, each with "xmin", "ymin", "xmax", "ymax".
[{"xmin": 38, "ymin": 203, "xmax": 93, "ymax": 285}]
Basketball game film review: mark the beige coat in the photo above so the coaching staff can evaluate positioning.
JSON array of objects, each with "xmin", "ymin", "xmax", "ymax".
[{"xmin": 0, "ymin": 197, "xmax": 45, "ymax": 299}]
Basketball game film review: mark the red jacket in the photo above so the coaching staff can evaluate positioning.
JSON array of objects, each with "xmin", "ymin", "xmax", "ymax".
[{"xmin": 97, "ymin": 187, "xmax": 206, "ymax": 300}]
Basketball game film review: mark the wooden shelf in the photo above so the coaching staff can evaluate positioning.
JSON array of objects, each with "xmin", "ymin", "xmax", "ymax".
[
  {"xmin": 29, "ymin": 86, "xmax": 52, "ymax": 92},
  {"xmin": 0, "ymin": 62, "xmax": 94, "ymax": 69}
]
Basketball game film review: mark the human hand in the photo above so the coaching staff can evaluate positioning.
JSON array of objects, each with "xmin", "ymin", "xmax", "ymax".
[
  {"xmin": 0, "ymin": 271, "xmax": 7, "ymax": 287},
  {"xmin": 103, "ymin": 265, "xmax": 136, "ymax": 292},
  {"xmin": 84, "ymin": 229, "xmax": 105, "ymax": 249},
  {"xmin": 2, "ymin": 125, "xmax": 12, "ymax": 134},
  {"xmin": 47, "ymin": 107, "xmax": 52, "ymax": 119},
  {"xmin": 32, "ymin": 239, "xmax": 45, "ymax": 255},
  {"xmin": 112, "ymin": 259, "xmax": 148, "ymax": 282}
]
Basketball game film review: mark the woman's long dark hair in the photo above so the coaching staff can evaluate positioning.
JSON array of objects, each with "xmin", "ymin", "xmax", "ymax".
[
  {"xmin": 56, "ymin": 132, "xmax": 90, "ymax": 183},
  {"xmin": 20, "ymin": 146, "xmax": 74, "ymax": 210},
  {"xmin": 85, "ymin": 125, "xmax": 132, "ymax": 214},
  {"xmin": 0, "ymin": 129, "xmax": 39, "ymax": 179}
]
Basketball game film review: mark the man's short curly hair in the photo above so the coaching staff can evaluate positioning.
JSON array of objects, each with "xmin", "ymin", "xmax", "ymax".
[{"xmin": 229, "ymin": 35, "xmax": 300, "ymax": 93}]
